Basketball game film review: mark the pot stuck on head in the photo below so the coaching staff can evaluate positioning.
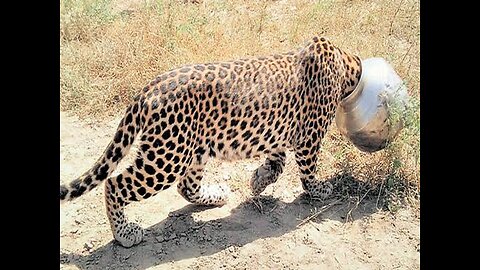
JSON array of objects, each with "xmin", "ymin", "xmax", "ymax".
[{"xmin": 335, "ymin": 57, "xmax": 410, "ymax": 153}]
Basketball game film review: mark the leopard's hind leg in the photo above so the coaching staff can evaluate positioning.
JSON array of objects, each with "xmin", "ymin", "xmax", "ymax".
[
  {"xmin": 105, "ymin": 133, "xmax": 191, "ymax": 247},
  {"xmin": 176, "ymin": 147, "xmax": 230, "ymax": 206}
]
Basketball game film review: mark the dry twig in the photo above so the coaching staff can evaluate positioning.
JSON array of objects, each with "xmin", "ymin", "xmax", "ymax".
[
  {"xmin": 346, "ymin": 188, "xmax": 372, "ymax": 222},
  {"xmin": 296, "ymin": 199, "xmax": 342, "ymax": 228}
]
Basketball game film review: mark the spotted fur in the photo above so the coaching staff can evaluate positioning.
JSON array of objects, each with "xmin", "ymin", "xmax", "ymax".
[{"xmin": 60, "ymin": 36, "xmax": 362, "ymax": 247}]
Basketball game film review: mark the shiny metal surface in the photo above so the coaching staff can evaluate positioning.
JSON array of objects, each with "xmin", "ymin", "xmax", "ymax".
[{"xmin": 335, "ymin": 57, "xmax": 409, "ymax": 153}]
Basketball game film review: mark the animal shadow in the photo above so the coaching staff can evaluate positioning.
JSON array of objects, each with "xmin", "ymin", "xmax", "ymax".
[{"xmin": 60, "ymin": 172, "xmax": 390, "ymax": 269}]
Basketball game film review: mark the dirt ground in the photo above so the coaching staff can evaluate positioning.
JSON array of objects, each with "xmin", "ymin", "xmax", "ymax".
[{"xmin": 59, "ymin": 111, "xmax": 420, "ymax": 269}]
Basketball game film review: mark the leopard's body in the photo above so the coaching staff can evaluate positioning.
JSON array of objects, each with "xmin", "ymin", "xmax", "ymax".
[{"xmin": 60, "ymin": 36, "xmax": 362, "ymax": 247}]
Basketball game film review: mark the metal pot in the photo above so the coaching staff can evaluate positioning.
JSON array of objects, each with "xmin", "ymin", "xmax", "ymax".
[{"xmin": 335, "ymin": 57, "xmax": 410, "ymax": 153}]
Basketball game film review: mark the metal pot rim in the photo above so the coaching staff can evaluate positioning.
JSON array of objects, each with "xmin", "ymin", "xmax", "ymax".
[{"xmin": 340, "ymin": 60, "xmax": 365, "ymax": 108}]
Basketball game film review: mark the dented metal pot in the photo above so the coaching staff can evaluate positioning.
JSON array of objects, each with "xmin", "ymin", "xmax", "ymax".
[{"xmin": 335, "ymin": 57, "xmax": 410, "ymax": 153}]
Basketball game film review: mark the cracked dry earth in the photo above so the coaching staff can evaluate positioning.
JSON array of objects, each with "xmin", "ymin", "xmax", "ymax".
[{"xmin": 60, "ymin": 111, "xmax": 420, "ymax": 269}]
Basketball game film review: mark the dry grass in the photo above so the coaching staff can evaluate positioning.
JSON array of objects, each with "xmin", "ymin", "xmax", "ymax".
[{"xmin": 60, "ymin": 0, "xmax": 420, "ymax": 209}]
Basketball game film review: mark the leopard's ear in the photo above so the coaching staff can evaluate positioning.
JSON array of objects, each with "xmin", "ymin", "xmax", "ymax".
[
  {"xmin": 311, "ymin": 35, "xmax": 329, "ymax": 44},
  {"xmin": 297, "ymin": 40, "xmax": 316, "ymax": 64},
  {"xmin": 298, "ymin": 36, "xmax": 335, "ymax": 62}
]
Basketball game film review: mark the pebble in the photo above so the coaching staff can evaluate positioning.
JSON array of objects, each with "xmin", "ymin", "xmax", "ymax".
[{"xmin": 156, "ymin": 236, "xmax": 165, "ymax": 242}]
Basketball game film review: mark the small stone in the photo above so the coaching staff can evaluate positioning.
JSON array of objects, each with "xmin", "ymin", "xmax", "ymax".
[
  {"xmin": 156, "ymin": 236, "xmax": 165, "ymax": 242},
  {"xmin": 84, "ymin": 241, "xmax": 95, "ymax": 252},
  {"xmin": 179, "ymin": 232, "xmax": 187, "ymax": 237}
]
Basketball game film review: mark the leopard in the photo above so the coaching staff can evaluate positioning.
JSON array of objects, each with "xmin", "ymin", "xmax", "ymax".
[{"xmin": 60, "ymin": 36, "xmax": 362, "ymax": 248}]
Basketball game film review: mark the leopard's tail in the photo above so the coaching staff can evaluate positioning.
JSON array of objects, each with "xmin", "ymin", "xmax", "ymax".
[{"xmin": 60, "ymin": 100, "xmax": 143, "ymax": 202}]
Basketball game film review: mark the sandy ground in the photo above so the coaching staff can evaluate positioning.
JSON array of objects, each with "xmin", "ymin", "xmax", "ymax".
[{"xmin": 60, "ymin": 111, "xmax": 420, "ymax": 269}]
